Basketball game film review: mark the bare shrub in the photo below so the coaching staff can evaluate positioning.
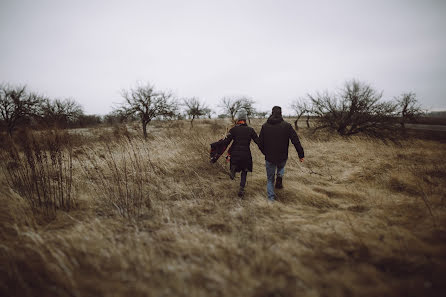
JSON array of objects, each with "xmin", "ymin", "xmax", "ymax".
[
  {"xmin": 78, "ymin": 137, "xmax": 153, "ymax": 219},
  {"xmin": 310, "ymin": 80, "xmax": 398, "ymax": 137},
  {"xmin": 0, "ymin": 130, "xmax": 76, "ymax": 218}
]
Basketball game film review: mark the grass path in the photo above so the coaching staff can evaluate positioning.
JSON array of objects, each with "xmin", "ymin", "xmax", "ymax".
[{"xmin": 1, "ymin": 121, "xmax": 445, "ymax": 297}]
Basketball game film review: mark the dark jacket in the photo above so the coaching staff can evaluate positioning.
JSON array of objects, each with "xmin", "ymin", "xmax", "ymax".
[
  {"xmin": 224, "ymin": 123, "xmax": 260, "ymax": 172},
  {"xmin": 259, "ymin": 114, "xmax": 304, "ymax": 164}
]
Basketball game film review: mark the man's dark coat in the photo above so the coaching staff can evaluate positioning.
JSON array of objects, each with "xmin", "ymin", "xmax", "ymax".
[{"xmin": 259, "ymin": 114, "xmax": 304, "ymax": 164}]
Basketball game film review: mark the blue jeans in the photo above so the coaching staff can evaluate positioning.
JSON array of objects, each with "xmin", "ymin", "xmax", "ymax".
[{"xmin": 265, "ymin": 160, "xmax": 286, "ymax": 200}]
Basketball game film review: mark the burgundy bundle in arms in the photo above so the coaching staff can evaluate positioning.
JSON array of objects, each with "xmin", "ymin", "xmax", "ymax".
[{"xmin": 210, "ymin": 138, "xmax": 230, "ymax": 163}]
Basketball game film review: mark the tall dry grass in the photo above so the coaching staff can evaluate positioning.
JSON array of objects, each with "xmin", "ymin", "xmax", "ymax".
[
  {"xmin": 78, "ymin": 135, "xmax": 153, "ymax": 219},
  {"xmin": 0, "ymin": 130, "xmax": 76, "ymax": 218},
  {"xmin": 1, "ymin": 119, "xmax": 445, "ymax": 297}
]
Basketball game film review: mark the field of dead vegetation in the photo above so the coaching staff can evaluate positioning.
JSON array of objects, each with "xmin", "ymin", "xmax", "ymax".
[{"xmin": 1, "ymin": 118, "xmax": 446, "ymax": 297}]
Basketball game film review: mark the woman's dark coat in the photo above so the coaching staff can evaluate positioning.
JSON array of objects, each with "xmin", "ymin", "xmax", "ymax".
[{"xmin": 225, "ymin": 123, "xmax": 260, "ymax": 172}]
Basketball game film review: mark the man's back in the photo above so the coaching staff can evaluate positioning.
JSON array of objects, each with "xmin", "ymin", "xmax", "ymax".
[{"xmin": 259, "ymin": 110, "xmax": 304, "ymax": 164}]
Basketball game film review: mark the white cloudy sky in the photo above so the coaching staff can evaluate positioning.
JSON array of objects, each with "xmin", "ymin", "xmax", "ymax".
[{"xmin": 1, "ymin": 0, "xmax": 445, "ymax": 115}]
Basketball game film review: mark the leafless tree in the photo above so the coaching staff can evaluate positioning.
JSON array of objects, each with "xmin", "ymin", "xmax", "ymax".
[
  {"xmin": 304, "ymin": 104, "xmax": 313, "ymax": 129},
  {"xmin": 183, "ymin": 97, "xmax": 209, "ymax": 127},
  {"xmin": 290, "ymin": 98, "xmax": 313, "ymax": 130},
  {"xmin": 396, "ymin": 92, "xmax": 424, "ymax": 129},
  {"xmin": 41, "ymin": 98, "xmax": 84, "ymax": 128},
  {"xmin": 118, "ymin": 83, "xmax": 178, "ymax": 138},
  {"xmin": 240, "ymin": 98, "xmax": 256, "ymax": 123},
  {"xmin": 310, "ymin": 80, "xmax": 398, "ymax": 137},
  {"xmin": 0, "ymin": 84, "xmax": 43, "ymax": 136},
  {"xmin": 219, "ymin": 97, "xmax": 242, "ymax": 121},
  {"xmin": 203, "ymin": 107, "xmax": 214, "ymax": 119},
  {"xmin": 219, "ymin": 97, "xmax": 256, "ymax": 122}
]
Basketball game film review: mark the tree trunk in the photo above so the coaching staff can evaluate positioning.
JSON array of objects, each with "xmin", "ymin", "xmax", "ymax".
[
  {"xmin": 306, "ymin": 115, "xmax": 310, "ymax": 128},
  {"xmin": 7, "ymin": 122, "xmax": 14, "ymax": 136},
  {"xmin": 190, "ymin": 115, "xmax": 195, "ymax": 128},
  {"xmin": 294, "ymin": 115, "xmax": 303, "ymax": 131},
  {"xmin": 400, "ymin": 121, "xmax": 407, "ymax": 136},
  {"xmin": 142, "ymin": 120, "xmax": 148, "ymax": 139}
]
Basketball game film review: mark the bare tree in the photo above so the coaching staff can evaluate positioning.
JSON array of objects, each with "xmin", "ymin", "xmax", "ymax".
[
  {"xmin": 304, "ymin": 104, "xmax": 313, "ymax": 129},
  {"xmin": 396, "ymin": 92, "xmax": 423, "ymax": 129},
  {"xmin": 219, "ymin": 97, "xmax": 242, "ymax": 121},
  {"xmin": 118, "ymin": 83, "xmax": 178, "ymax": 139},
  {"xmin": 310, "ymin": 80, "xmax": 398, "ymax": 137},
  {"xmin": 219, "ymin": 97, "xmax": 256, "ymax": 122},
  {"xmin": 240, "ymin": 98, "xmax": 256, "ymax": 123},
  {"xmin": 183, "ymin": 97, "xmax": 208, "ymax": 127},
  {"xmin": 0, "ymin": 84, "xmax": 43, "ymax": 136},
  {"xmin": 203, "ymin": 108, "xmax": 214, "ymax": 119},
  {"xmin": 290, "ymin": 98, "xmax": 313, "ymax": 130},
  {"xmin": 41, "ymin": 98, "xmax": 84, "ymax": 128}
]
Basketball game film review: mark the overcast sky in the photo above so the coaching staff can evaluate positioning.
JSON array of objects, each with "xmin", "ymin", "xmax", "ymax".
[{"xmin": 1, "ymin": 0, "xmax": 445, "ymax": 115}]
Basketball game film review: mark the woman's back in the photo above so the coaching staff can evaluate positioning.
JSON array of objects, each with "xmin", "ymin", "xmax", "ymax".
[{"xmin": 228, "ymin": 124, "xmax": 257, "ymax": 152}]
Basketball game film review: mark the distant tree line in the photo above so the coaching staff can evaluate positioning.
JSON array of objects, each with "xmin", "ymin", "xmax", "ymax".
[
  {"xmin": 289, "ymin": 80, "xmax": 425, "ymax": 138},
  {"xmin": 1, "ymin": 80, "xmax": 429, "ymax": 139},
  {"xmin": 0, "ymin": 83, "xmax": 100, "ymax": 135},
  {"xmin": 114, "ymin": 83, "xmax": 268, "ymax": 138}
]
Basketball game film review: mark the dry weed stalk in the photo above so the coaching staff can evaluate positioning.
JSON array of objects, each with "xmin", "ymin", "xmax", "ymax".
[
  {"xmin": 78, "ymin": 136, "xmax": 152, "ymax": 219},
  {"xmin": 0, "ymin": 130, "xmax": 75, "ymax": 218}
]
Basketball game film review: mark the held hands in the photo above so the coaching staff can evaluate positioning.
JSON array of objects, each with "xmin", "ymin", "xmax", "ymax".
[{"xmin": 299, "ymin": 158, "xmax": 304, "ymax": 163}]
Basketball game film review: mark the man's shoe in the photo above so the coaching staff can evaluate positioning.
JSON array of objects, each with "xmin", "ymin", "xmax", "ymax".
[
  {"xmin": 229, "ymin": 167, "xmax": 236, "ymax": 180},
  {"xmin": 275, "ymin": 176, "xmax": 283, "ymax": 189},
  {"xmin": 238, "ymin": 187, "xmax": 245, "ymax": 198}
]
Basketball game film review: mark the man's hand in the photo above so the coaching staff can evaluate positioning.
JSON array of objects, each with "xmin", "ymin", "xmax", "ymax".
[{"xmin": 299, "ymin": 158, "xmax": 304, "ymax": 163}]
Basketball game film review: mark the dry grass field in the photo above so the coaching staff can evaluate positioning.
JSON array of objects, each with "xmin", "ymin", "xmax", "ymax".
[{"xmin": 1, "ymin": 119, "xmax": 445, "ymax": 297}]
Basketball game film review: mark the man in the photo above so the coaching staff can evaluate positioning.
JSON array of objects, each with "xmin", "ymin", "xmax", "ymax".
[{"xmin": 259, "ymin": 106, "xmax": 304, "ymax": 201}]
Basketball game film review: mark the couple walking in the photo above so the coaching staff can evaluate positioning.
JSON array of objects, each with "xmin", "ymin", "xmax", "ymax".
[{"xmin": 224, "ymin": 106, "xmax": 304, "ymax": 201}]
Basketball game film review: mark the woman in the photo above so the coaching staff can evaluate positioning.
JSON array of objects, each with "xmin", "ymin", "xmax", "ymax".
[{"xmin": 224, "ymin": 109, "xmax": 261, "ymax": 198}]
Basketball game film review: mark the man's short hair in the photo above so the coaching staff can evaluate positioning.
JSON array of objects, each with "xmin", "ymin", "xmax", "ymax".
[{"xmin": 272, "ymin": 106, "xmax": 282, "ymax": 116}]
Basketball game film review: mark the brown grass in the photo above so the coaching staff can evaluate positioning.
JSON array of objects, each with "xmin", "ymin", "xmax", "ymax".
[
  {"xmin": 1, "ymin": 118, "xmax": 446, "ymax": 297},
  {"xmin": 1, "ymin": 130, "xmax": 76, "ymax": 219}
]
